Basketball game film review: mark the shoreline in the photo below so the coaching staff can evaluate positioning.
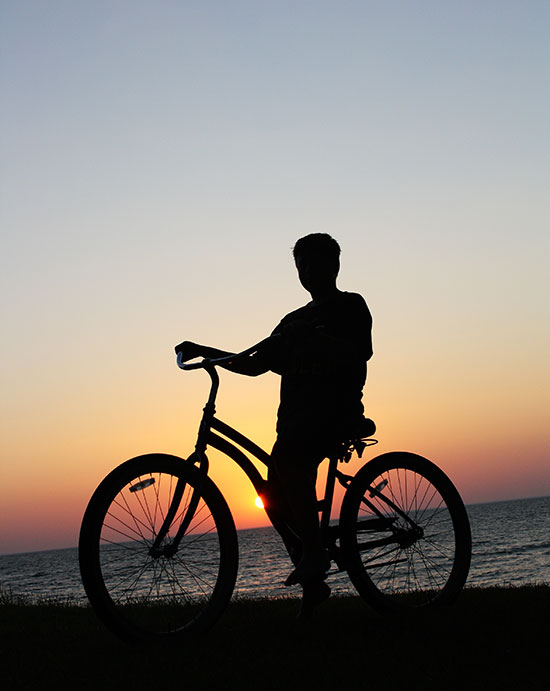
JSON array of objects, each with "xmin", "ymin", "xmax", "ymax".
[{"xmin": 2, "ymin": 580, "xmax": 549, "ymax": 608}]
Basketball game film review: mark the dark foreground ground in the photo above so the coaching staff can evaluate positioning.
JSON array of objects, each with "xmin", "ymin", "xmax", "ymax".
[{"xmin": 1, "ymin": 586, "xmax": 548, "ymax": 690}]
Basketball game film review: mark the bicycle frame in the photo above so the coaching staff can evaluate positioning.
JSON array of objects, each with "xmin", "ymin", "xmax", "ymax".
[
  {"xmin": 189, "ymin": 360, "xmax": 346, "ymax": 548},
  {"xmin": 155, "ymin": 344, "xmax": 423, "ymax": 566},
  {"xmin": 152, "ymin": 351, "xmax": 347, "ymax": 558}
]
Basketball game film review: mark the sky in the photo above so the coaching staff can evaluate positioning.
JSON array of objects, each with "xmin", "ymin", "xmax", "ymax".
[{"xmin": 1, "ymin": 0, "xmax": 549, "ymax": 554}]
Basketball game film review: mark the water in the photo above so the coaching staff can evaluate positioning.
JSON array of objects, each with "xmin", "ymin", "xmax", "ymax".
[
  {"xmin": 466, "ymin": 495, "xmax": 550, "ymax": 587},
  {"xmin": 0, "ymin": 496, "xmax": 548, "ymax": 603}
]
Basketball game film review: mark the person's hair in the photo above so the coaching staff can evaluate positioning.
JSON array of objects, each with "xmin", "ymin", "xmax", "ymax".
[{"xmin": 292, "ymin": 233, "xmax": 341, "ymax": 265}]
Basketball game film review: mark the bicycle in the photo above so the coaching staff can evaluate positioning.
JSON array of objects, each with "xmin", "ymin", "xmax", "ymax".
[{"xmin": 79, "ymin": 338, "xmax": 472, "ymax": 643}]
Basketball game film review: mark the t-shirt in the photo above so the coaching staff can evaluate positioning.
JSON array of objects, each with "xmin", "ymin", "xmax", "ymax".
[{"xmin": 268, "ymin": 290, "xmax": 373, "ymax": 440}]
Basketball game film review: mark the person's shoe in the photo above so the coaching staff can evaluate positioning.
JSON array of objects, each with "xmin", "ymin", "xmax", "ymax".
[
  {"xmin": 297, "ymin": 581, "xmax": 331, "ymax": 620},
  {"xmin": 284, "ymin": 552, "xmax": 331, "ymax": 587}
]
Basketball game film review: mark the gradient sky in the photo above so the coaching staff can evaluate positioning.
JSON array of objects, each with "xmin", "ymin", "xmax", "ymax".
[{"xmin": 1, "ymin": 1, "xmax": 549, "ymax": 554}]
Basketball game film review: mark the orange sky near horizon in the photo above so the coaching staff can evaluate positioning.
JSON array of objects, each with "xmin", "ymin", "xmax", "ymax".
[{"xmin": 2, "ymin": 326, "xmax": 548, "ymax": 555}]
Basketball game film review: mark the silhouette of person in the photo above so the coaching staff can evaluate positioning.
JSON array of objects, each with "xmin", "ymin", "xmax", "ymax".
[{"xmin": 175, "ymin": 233, "xmax": 373, "ymax": 614}]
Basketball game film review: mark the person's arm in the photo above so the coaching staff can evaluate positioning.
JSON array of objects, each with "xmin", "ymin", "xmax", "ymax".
[{"xmin": 174, "ymin": 340, "xmax": 271, "ymax": 376}]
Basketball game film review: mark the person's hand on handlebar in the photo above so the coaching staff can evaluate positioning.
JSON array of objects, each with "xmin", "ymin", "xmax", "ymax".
[
  {"xmin": 174, "ymin": 341, "xmax": 204, "ymax": 362},
  {"xmin": 175, "ymin": 340, "xmax": 239, "ymax": 365},
  {"xmin": 175, "ymin": 338, "xmax": 274, "ymax": 377}
]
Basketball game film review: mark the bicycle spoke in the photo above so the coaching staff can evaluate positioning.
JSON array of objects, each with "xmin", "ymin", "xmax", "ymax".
[
  {"xmin": 113, "ymin": 493, "xmax": 153, "ymax": 542},
  {"xmin": 103, "ymin": 511, "xmax": 152, "ymax": 545}
]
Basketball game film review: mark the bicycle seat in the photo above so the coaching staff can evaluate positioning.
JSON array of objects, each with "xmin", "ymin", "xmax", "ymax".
[
  {"xmin": 338, "ymin": 417, "xmax": 376, "ymax": 462},
  {"xmin": 354, "ymin": 416, "xmax": 376, "ymax": 440}
]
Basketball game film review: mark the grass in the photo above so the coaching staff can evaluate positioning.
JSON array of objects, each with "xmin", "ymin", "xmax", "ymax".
[{"xmin": 1, "ymin": 585, "xmax": 548, "ymax": 690}]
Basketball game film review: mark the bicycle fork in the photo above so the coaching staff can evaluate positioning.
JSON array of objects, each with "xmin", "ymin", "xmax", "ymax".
[
  {"xmin": 149, "ymin": 367, "xmax": 219, "ymax": 559},
  {"xmin": 148, "ymin": 451, "xmax": 209, "ymax": 559}
]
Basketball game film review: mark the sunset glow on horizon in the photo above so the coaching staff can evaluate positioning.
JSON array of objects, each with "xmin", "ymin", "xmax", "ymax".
[{"xmin": 1, "ymin": 1, "xmax": 549, "ymax": 555}]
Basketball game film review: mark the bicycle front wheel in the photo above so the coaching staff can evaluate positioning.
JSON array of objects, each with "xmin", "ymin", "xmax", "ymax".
[
  {"xmin": 79, "ymin": 454, "xmax": 238, "ymax": 643},
  {"xmin": 339, "ymin": 452, "xmax": 471, "ymax": 612}
]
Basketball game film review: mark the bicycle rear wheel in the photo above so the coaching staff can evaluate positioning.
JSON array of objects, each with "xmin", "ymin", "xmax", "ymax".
[
  {"xmin": 339, "ymin": 452, "xmax": 471, "ymax": 612},
  {"xmin": 79, "ymin": 454, "xmax": 238, "ymax": 643}
]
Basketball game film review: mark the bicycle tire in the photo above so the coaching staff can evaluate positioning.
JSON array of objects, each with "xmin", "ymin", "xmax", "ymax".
[
  {"xmin": 79, "ymin": 454, "xmax": 238, "ymax": 643},
  {"xmin": 339, "ymin": 452, "xmax": 471, "ymax": 612}
]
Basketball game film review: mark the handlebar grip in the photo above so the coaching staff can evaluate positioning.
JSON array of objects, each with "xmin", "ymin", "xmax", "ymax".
[{"xmin": 176, "ymin": 352, "xmax": 206, "ymax": 370}]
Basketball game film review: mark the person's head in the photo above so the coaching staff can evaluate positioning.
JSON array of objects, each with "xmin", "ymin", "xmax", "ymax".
[{"xmin": 292, "ymin": 233, "xmax": 341, "ymax": 298}]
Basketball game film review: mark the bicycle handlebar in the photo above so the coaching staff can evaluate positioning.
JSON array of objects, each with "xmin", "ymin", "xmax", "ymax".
[{"xmin": 176, "ymin": 336, "xmax": 274, "ymax": 371}]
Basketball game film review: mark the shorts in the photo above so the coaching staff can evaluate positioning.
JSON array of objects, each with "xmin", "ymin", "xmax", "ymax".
[{"xmin": 268, "ymin": 423, "xmax": 344, "ymax": 488}]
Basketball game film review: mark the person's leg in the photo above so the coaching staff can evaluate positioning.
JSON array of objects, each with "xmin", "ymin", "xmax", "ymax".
[
  {"xmin": 269, "ymin": 438, "xmax": 329, "ymax": 584},
  {"xmin": 263, "ymin": 467, "xmax": 302, "ymax": 565},
  {"xmin": 299, "ymin": 580, "xmax": 331, "ymax": 620}
]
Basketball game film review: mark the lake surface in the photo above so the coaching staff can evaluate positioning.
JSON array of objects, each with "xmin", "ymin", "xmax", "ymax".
[{"xmin": 1, "ymin": 495, "xmax": 548, "ymax": 603}]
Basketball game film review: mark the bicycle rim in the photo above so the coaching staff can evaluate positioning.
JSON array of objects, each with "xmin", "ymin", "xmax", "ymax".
[
  {"xmin": 340, "ymin": 452, "xmax": 471, "ymax": 611},
  {"xmin": 79, "ymin": 455, "xmax": 238, "ymax": 642}
]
